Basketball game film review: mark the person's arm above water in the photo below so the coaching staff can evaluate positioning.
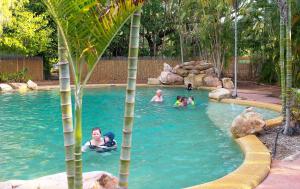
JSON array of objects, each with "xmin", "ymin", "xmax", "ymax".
[
  {"xmin": 81, "ymin": 141, "xmax": 90, "ymax": 152},
  {"xmin": 150, "ymin": 95, "xmax": 156, "ymax": 102}
]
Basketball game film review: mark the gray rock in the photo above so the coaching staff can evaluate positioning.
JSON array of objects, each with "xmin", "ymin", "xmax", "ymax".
[
  {"xmin": 184, "ymin": 74, "xmax": 195, "ymax": 87},
  {"xmin": 147, "ymin": 78, "xmax": 161, "ymax": 85},
  {"xmin": 230, "ymin": 108, "xmax": 266, "ymax": 138},
  {"xmin": 194, "ymin": 74, "xmax": 206, "ymax": 87},
  {"xmin": 189, "ymin": 69, "xmax": 201, "ymax": 75},
  {"xmin": 203, "ymin": 76, "xmax": 222, "ymax": 87},
  {"xmin": 208, "ymin": 88, "xmax": 231, "ymax": 100},
  {"xmin": 0, "ymin": 84, "xmax": 13, "ymax": 92},
  {"xmin": 27, "ymin": 80, "xmax": 38, "ymax": 90},
  {"xmin": 163, "ymin": 63, "xmax": 172, "ymax": 72},
  {"xmin": 194, "ymin": 63, "xmax": 214, "ymax": 71},
  {"xmin": 0, "ymin": 171, "xmax": 118, "ymax": 189},
  {"xmin": 172, "ymin": 68, "xmax": 189, "ymax": 77},
  {"xmin": 159, "ymin": 71, "xmax": 183, "ymax": 85},
  {"xmin": 222, "ymin": 78, "xmax": 234, "ymax": 89}
]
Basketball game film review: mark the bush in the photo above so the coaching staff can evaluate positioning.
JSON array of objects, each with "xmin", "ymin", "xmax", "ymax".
[
  {"xmin": 0, "ymin": 68, "xmax": 29, "ymax": 83},
  {"xmin": 291, "ymin": 88, "xmax": 300, "ymax": 124}
]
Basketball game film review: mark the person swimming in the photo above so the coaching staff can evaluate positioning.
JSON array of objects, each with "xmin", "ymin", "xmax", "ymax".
[
  {"xmin": 151, "ymin": 89, "xmax": 163, "ymax": 102},
  {"xmin": 187, "ymin": 96, "xmax": 195, "ymax": 105},
  {"xmin": 174, "ymin": 96, "xmax": 182, "ymax": 107},
  {"xmin": 81, "ymin": 127, "xmax": 104, "ymax": 152},
  {"xmin": 103, "ymin": 132, "xmax": 117, "ymax": 148},
  {"xmin": 187, "ymin": 83, "xmax": 193, "ymax": 91}
]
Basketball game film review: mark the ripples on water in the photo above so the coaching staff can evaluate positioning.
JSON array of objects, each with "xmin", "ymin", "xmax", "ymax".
[{"xmin": 0, "ymin": 87, "xmax": 278, "ymax": 188}]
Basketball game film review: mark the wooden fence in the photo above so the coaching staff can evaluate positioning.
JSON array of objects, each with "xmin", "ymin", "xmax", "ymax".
[
  {"xmin": 223, "ymin": 57, "xmax": 255, "ymax": 81},
  {"xmin": 0, "ymin": 56, "xmax": 255, "ymax": 83},
  {"xmin": 0, "ymin": 56, "xmax": 44, "ymax": 81},
  {"xmin": 75, "ymin": 58, "xmax": 180, "ymax": 83}
]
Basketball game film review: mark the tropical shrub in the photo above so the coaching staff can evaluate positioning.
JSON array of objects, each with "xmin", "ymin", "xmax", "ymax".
[
  {"xmin": 291, "ymin": 88, "xmax": 300, "ymax": 124},
  {"xmin": 0, "ymin": 68, "xmax": 29, "ymax": 82}
]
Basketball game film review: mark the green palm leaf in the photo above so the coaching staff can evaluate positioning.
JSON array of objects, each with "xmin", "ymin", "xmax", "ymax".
[{"xmin": 43, "ymin": 0, "xmax": 144, "ymax": 85}]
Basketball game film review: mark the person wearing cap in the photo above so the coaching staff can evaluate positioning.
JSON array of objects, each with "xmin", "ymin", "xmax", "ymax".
[{"xmin": 150, "ymin": 89, "xmax": 163, "ymax": 102}]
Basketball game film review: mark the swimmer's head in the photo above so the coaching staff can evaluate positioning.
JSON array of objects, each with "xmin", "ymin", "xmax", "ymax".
[{"xmin": 156, "ymin": 89, "xmax": 162, "ymax": 96}]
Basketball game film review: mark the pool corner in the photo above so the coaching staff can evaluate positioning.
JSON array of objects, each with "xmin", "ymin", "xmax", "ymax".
[{"xmin": 185, "ymin": 135, "xmax": 271, "ymax": 189}]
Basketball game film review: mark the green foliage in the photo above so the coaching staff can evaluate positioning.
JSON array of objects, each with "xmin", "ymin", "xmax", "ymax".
[
  {"xmin": 44, "ymin": 0, "xmax": 144, "ymax": 84},
  {"xmin": 0, "ymin": 0, "xmax": 53, "ymax": 56},
  {"xmin": 291, "ymin": 88, "xmax": 300, "ymax": 122},
  {"xmin": 0, "ymin": 68, "xmax": 29, "ymax": 82}
]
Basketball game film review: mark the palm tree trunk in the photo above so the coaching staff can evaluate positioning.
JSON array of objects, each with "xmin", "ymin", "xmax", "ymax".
[
  {"xmin": 118, "ymin": 9, "xmax": 142, "ymax": 189},
  {"xmin": 180, "ymin": 32, "xmax": 184, "ymax": 64},
  {"xmin": 58, "ymin": 29, "xmax": 75, "ymax": 189},
  {"xmin": 74, "ymin": 86, "xmax": 83, "ymax": 189},
  {"xmin": 279, "ymin": 12, "xmax": 286, "ymax": 125},
  {"xmin": 284, "ymin": 0, "xmax": 292, "ymax": 135},
  {"xmin": 233, "ymin": 0, "xmax": 238, "ymax": 97}
]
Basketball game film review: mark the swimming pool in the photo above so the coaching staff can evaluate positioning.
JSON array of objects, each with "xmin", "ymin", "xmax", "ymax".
[{"xmin": 0, "ymin": 87, "xmax": 279, "ymax": 188}]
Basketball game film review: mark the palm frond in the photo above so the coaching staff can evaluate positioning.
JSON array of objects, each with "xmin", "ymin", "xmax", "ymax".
[{"xmin": 43, "ymin": 0, "xmax": 145, "ymax": 84}]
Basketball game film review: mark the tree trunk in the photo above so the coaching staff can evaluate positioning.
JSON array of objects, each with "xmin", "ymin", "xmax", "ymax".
[
  {"xmin": 284, "ymin": 0, "xmax": 292, "ymax": 135},
  {"xmin": 118, "ymin": 9, "xmax": 142, "ymax": 189},
  {"xmin": 279, "ymin": 10, "xmax": 286, "ymax": 124},
  {"xmin": 180, "ymin": 32, "xmax": 184, "ymax": 63},
  {"xmin": 58, "ymin": 29, "xmax": 75, "ymax": 189},
  {"xmin": 74, "ymin": 87, "xmax": 83, "ymax": 189},
  {"xmin": 233, "ymin": 0, "xmax": 238, "ymax": 97}
]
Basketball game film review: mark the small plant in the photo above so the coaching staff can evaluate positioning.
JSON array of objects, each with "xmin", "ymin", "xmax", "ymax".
[
  {"xmin": 0, "ymin": 68, "xmax": 29, "ymax": 83},
  {"xmin": 291, "ymin": 88, "xmax": 300, "ymax": 128}
]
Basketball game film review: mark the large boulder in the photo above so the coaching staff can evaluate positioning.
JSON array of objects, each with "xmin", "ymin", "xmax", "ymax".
[
  {"xmin": 189, "ymin": 69, "xmax": 201, "ymax": 75},
  {"xmin": 9, "ymin": 83, "xmax": 27, "ymax": 89},
  {"xmin": 230, "ymin": 108, "xmax": 266, "ymax": 138},
  {"xmin": 163, "ymin": 63, "xmax": 172, "ymax": 72},
  {"xmin": 182, "ymin": 61, "xmax": 196, "ymax": 66},
  {"xmin": 194, "ymin": 74, "xmax": 206, "ymax": 87},
  {"xmin": 222, "ymin": 78, "xmax": 234, "ymax": 89},
  {"xmin": 208, "ymin": 88, "xmax": 231, "ymax": 100},
  {"xmin": 27, "ymin": 80, "xmax": 38, "ymax": 90},
  {"xmin": 9, "ymin": 83, "xmax": 28, "ymax": 93},
  {"xmin": 184, "ymin": 74, "xmax": 195, "ymax": 87},
  {"xmin": 147, "ymin": 78, "xmax": 161, "ymax": 85},
  {"xmin": 203, "ymin": 75, "xmax": 222, "ymax": 87},
  {"xmin": 159, "ymin": 71, "xmax": 184, "ymax": 85},
  {"xmin": 203, "ymin": 68, "xmax": 215, "ymax": 75},
  {"xmin": 0, "ymin": 84, "xmax": 13, "ymax": 92},
  {"xmin": 0, "ymin": 171, "xmax": 118, "ymax": 189},
  {"xmin": 172, "ymin": 67, "xmax": 189, "ymax": 77},
  {"xmin": 194, "ymin": 63, "xmax": 214, "ymax": 71}
]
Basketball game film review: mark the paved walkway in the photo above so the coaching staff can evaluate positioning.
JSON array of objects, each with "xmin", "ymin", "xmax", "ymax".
[
  {"xmin": 256, "ymin": 159, "xmax": 300, "ymax": 189},
  {"xmin": 235, "ymin": 83, "xmax": 300, "ymax": 189}
]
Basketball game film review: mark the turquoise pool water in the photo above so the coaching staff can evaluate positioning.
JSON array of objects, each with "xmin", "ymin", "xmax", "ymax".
[{"xmin": 0, "ymin": 87, "xmax": 279, "ymax": 188}]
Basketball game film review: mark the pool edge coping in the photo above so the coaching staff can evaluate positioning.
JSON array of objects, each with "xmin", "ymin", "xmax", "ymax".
[{"xmin": 185, "ymin": 97, "xmax": 282, "ymax": 189}]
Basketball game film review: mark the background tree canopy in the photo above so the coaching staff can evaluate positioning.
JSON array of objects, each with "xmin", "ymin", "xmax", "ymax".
[{"xmin": 0, "ymin": 0, "xmax": 299, "ymax": 86}]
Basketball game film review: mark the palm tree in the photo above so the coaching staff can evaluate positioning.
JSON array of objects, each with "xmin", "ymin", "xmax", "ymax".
[
  {"xmin": 118, "ymin": 8, "xmax": 142, "ymax": 189},
  {"xmin": 284, "ymin": 0, "xmax": 292, "ymax": 135},
  {"xmin": 42, "ymin": 1, "xmax": 145, "ymax": 188},
  {"xmin": 233, "ymin": 0, "xmax": 238, "ymax": 97},
  {"xmin": 278, "ymin": 0, "xmax": 286, "ymax": 125},
  {"xmin": 58, "ymin": 29, "xmax": 75, "ymax": 189}
]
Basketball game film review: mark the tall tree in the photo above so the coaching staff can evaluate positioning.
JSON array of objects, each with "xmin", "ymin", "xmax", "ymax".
[
  {"xmin": 118, "ymin": 9, "xmax": 142, "ymax": 189},
  {"xmin": 58, "ymin": 29, "xmax": 75, "ymax": 189},
  {"xmin": 42, "ymin": 1, "xmax": 145, "ymax": 188},
  {"xmin": 278, "ymin": 0, "xmax": 287, "ymax": 124},
  {"xmin": 284, "ymin": 0, "xmax": 293, "ymax": 135}
]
